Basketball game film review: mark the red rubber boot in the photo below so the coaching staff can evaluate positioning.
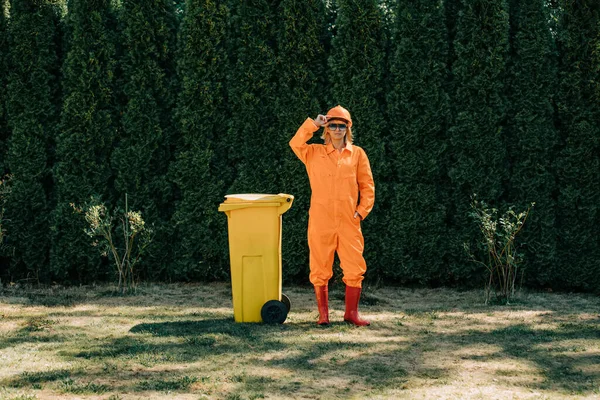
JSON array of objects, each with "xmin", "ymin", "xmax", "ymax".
[
  {"xmin": 314, "ymin": 285, "xmax": 329, "ymax": 325},
  {"xmin": 344, "ymin": 286, "xmax": 370, "ymax": 326}
]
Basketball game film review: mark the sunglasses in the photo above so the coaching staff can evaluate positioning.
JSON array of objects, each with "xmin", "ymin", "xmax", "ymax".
[{"xmin": 328, "ymin": 123, "xmax": 347, "ymax": 131}]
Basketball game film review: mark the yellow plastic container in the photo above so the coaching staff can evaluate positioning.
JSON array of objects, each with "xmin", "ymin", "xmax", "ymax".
[{"xmin": 218, "ymin": 193, "xmax": 294, "ymax": 323}]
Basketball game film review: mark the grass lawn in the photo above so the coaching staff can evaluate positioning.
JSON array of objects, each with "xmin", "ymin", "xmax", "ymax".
[{"xmin": 0, "ymin": 283, "xmax": 599, "ymax": 399}]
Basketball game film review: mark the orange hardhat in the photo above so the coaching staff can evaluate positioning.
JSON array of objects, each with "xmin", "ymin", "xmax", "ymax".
[{"xmin": 326, "ymin": 105, "xmax": 352, "ymax": 128}]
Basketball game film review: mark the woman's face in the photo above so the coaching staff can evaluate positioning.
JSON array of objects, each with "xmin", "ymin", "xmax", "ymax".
[{"xmin": 326, "ymin": 120, "xmax": 348, "ymax": 141}]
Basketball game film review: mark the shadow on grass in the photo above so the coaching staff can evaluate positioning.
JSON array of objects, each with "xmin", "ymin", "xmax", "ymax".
[
  {"xmin": 2, "ymin": 369, "xmax": 72, "ymax": 388},
  {"xmin": 131, "ymin": 318, "xmax": 252, "ymax": 336},
  {"xmin": 124, "ymin": 318, "xmax": 435, "ymax": 394},
  {"xmin": 0, "ymin": 333, "xmax": 70, "ymax": 352},
  {"xmin": 0, "ymin": 290, "xmax": 89, "ymax": 307},
  {"xmin": 65, "ymin": 319, "xmax": 296, "ymax": 364},
  {"xmin": 3, "ymin": 315, "xmax": 598, "ymax": 397},
  {"xmin": 0, "ymin": 317, "xmax": 73, "ymax": 351},
  {"xmin": 122, "ymin": 314, "xmax": 600, "ymax": 396},
  {"xmin": 453, "ymin": 323, "xmax": 600, "ymax": 393},
  {"xmin": 3, "ymin": 285, "xmax": 600, "ymax": 397}
]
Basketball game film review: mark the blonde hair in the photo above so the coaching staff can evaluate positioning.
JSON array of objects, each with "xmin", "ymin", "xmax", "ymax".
[{"xmin": 321, "ymin": 125, "xmax": 353, "ymax": 145}]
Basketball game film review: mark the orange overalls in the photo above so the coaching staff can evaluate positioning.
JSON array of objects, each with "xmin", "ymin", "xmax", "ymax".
[{"xmin": 289, "ymin": 118, "xmax": 375, "ymax": 288}]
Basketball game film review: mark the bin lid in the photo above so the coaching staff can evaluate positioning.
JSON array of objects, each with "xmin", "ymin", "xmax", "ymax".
[
  {"xmin": 218, "ymin": 193, "xmax": 294, "ymax": 214},
  {"xmin": 224, "ymin": 193, "xmax": 292, "ymax": 204}
]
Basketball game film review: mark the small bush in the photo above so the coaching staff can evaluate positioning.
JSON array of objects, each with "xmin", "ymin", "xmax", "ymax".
[
  {"xmin": 467, "ymin": 196, "xmax": 534, "ymax": 304},
  {"xmin": 72, "ymin": 195, "xmax": 152, "ymax": 294}
]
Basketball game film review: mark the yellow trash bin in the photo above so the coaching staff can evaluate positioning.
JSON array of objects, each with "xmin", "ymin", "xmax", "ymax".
[{"xmin": 218, "ymin": 193, "xmax": 294, "ymax": 323}]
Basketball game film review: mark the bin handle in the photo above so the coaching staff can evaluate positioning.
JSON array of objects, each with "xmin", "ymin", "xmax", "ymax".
[{"xmin": 277, "ymin": 195, "xmax": 294, "ymax": 215}]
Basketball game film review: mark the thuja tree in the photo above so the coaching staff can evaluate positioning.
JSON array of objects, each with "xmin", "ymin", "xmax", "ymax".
[
  {"xmin": 0, "ymin": 0, "xmax": 8, "ymax": 174},
  {"xmin": 447, "ymin": 0, "xmax": 510, "ymax": 283},
  {"xmin": 170, "ymin": 0, "xmax": 229, "ymax": 281},
  {"xmin": 226, "ymin": 0, "xmax": 282, "ymax": 194},
  {"xmin": 4, "ymin": 0, "xmax": 60, "ymax": 282},
  {"xmin": 329, "ymin": 0, "xmax": 389, "ymax": 280},
  {"xmin": 111, "ymin": 0, "xmax": 177, "ymax": 278},
  {"xmin": 51, "ymin": 0, "xmax": 118, "ymax": 282},
  {"xmin": 554, "ymin": 0, "xmax": 600, "ymax": 290},
  {"xmin": 505, "ymin": 0, "xmax": 559, "ymax": 286},
  {"xmin": 276, "ymin": 0, "xmax": 329, "ymax": 282},
  {"xmin": 444, "ymin": 0, "xmax": 460, "ymax": 103},
  {"xmin": 596, "ymin": 14, "xmax": 600, "ymax": 104},
  {"xmin": 386, "ymin": 0, "xmax": 451, "ymax": 285}
]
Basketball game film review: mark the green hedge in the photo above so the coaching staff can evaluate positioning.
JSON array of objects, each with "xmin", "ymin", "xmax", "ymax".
[
  {"xmin": 4, "ymin": 0, "xmax": 61, "ymax": 282},
  {"xmin": 554, "ymin": 0, "xmax": 600, "ymax": 291},
  {"xmin": 0, "ymin": 0, "xmax": 598, "ymax": 292},
  {"xmin": 112, "ymin": 0, "xmax": 177, "ymax": 278},
  {"xmin": 386, "ymin": 0, "xmax": 450, "ymax": 285},
  {"xmin": 505, "ymin": 0, "xmax": 558, "ymax": 286},
  {"xmin": 170, "ymin": 0, "xmax": 230, "ymax": 281},
  {"xmin": 50, "ymin": 0, "xmax": 118, "ymax": 282},
  {"xmin": 447, "ymin": 0, "xmax": 510, "ymax": 284},
  {"xmin": 0, "ymin": 0, "xmax": 8, "ymax": 174}
]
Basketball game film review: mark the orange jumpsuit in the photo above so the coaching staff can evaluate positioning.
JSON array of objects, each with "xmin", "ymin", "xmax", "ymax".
[{"xmin": 289, "ymin": 118, "xmax": 375, "ymax": 288}]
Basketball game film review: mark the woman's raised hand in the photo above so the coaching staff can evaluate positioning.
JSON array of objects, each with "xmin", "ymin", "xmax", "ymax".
[{"xmin": 313, "ymin": 114, "xmax": 327, "ymax": 127}]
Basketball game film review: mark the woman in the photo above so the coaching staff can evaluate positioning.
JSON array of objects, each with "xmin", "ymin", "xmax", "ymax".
[{"xmin": 289, "ymin": 105, "xmax": 375, "ymax": 326}]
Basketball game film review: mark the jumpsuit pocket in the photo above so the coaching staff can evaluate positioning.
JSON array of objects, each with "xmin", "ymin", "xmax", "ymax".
[
  {"xmin": 315, "ymin": 171, "xmax": 334, "ymax": 200},
  {"xmin": 343, "ymin": 171, "xmax": 359, "ymax": 197}
]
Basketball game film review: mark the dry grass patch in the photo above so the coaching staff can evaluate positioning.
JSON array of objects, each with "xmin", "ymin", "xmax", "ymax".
[{"xmin": 0, "ymin": 283, "xmax": 599, "ymax": 399}]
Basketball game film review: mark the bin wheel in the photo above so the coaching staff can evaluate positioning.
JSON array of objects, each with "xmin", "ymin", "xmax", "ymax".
[
  {"xmin": 281, "ymin": 293, "xmax": 291, "ymax": 312},
  {"xmin": 261, "ymin": 300, "xmax": 288, "ymax": 324}
]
